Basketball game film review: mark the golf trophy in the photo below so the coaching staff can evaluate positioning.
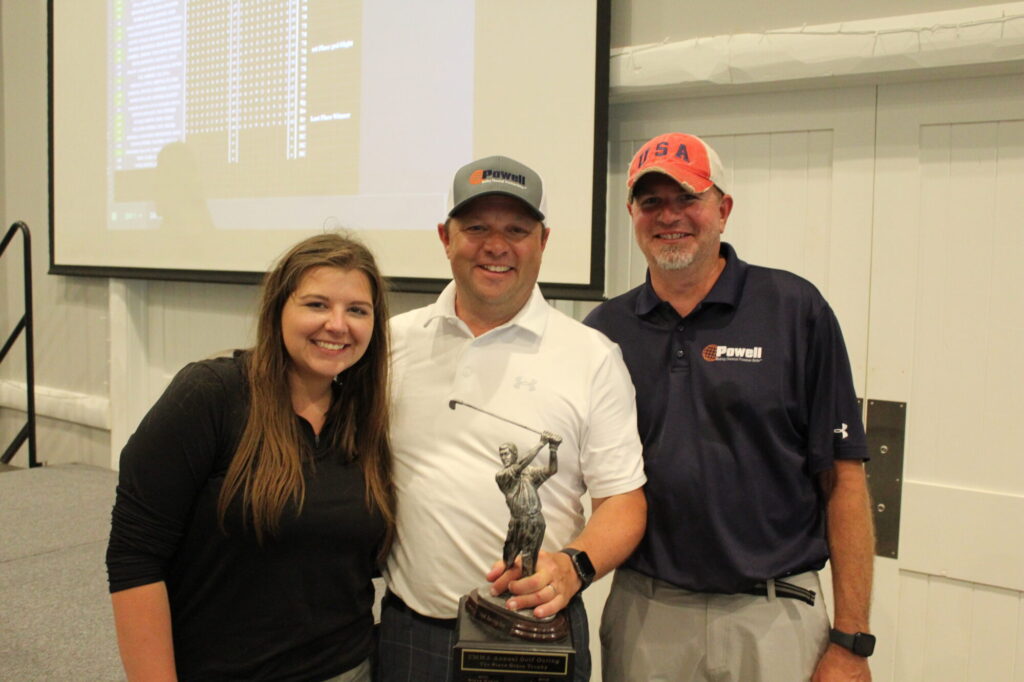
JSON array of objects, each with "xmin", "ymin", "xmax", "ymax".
[{"xmin": 448, "ymin": 399, "xmax": 577, "ymax": 681}]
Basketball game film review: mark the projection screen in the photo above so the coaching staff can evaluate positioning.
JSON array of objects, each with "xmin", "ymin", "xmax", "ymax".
[{"xmin": 49, "ymin": 0, "xmax": 609, "ymax": 298}]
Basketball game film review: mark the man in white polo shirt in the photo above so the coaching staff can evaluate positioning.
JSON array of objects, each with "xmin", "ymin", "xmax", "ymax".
[{"xmin": 378, "ymin": 155, "xmax": 647, "ymax": 682}]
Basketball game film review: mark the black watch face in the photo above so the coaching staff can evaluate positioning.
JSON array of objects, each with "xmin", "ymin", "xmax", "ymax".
[
  {"xmin": 574, "ymin": 551, "xmax": 596, "ymax": 582},
  {"xmin": 853, "ymin": 633, "xmax": 876, "ymax": 657}
]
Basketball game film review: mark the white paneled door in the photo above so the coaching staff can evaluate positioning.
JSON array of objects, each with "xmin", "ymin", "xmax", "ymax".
[{"xmin": 870, "ymin": 73, "xmax": 1024, "ymax": 682}]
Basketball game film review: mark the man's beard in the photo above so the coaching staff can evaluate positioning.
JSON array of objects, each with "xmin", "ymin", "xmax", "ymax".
[{"xmin": 653, "ymin": 244, "xmax": 695, "ymax": 271}]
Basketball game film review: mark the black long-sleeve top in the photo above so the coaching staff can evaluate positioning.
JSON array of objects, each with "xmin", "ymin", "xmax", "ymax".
[{"xmin": 106, "ymin": 353, "xmax": 384, "ymax": 681}]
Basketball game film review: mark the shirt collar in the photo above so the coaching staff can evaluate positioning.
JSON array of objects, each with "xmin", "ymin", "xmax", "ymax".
[
  {"xmin": 424, "ymin": 280, "xmax": 549, "ymax": 338},
  {"xmin": 635, "ymin": 242, "xmax": 748, "ymax": 317}
]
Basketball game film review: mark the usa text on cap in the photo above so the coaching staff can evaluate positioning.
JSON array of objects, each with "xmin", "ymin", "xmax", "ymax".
[{"xmin": 627, "ymin": 133, "xmax": 727, "ymax": 199}]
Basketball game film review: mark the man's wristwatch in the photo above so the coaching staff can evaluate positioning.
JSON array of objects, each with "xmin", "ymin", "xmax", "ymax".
[
  {"xmin": 829, "ymin": 628, "xmax": 876, "ymax": 657},
  {"xmin": 558, "ymin": 549, "xmax": 596, "ymax": 592}
]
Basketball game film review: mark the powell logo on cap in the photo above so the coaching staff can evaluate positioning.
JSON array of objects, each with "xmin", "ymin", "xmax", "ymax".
[{"xmin": 469, "ymin": 168, "xmax": 528, "ymax": 188}]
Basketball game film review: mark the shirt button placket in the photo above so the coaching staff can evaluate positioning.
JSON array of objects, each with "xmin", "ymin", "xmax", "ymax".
[{"xmin": 672, "ymin": 323, "xmax": 688, "ymax": 369}]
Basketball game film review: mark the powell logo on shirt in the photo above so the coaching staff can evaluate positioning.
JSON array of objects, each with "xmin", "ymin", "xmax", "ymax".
[{"xmin": 701, "ymin": 344, "xmax": 764, "ymax": 363}]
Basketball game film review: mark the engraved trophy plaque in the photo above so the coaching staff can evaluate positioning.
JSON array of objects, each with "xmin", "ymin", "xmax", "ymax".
[{"xmin": 448, "ymin": 399, "xmax": 575, "ymax": 681}]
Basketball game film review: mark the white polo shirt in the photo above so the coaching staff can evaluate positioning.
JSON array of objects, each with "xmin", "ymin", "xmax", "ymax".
[{"xmin": 385, "ymin": 282, "xmax": 646, "ymax": 618}]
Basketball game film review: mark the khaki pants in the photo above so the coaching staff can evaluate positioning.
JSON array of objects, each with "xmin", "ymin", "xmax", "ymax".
[{"xmin": 600, "ymin": 568, "xmax": 829, "ymax": 682}]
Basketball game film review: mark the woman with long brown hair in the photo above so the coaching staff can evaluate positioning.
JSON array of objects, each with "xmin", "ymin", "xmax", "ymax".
[{"xmin": 107, "ymin": 233, "xmax": 395, "ymax": 681}]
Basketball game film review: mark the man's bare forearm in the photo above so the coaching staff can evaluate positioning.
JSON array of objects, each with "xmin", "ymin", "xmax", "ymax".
[
  {"xmin": 824, "ymin": 460, "xmax": 875, "ymax": 632},
  {"xmin": 566, "ymin": 487, "xmax": 647, "ymax": 579}
]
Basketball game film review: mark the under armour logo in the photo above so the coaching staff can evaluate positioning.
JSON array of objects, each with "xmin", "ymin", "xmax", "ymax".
[
  {"xmin": 834, "ymin": 423, "xmax": 849, "ymax": 440},
  {"xmin": 513, "ymin": 376, "xmax": 537, "ymax": 391}
]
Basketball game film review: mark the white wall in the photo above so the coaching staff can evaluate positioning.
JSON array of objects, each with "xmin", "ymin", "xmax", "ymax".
[
  {"xmin": 612, "ymin": 0, "xmax": 991, "ymax": 47},
  {"xmin": 1, "ymin": 1, "xmax": 110, "ymax": 468},
  {"xmin": 0, "ymin": 6, "xmax": 5, "ymax": 228}
]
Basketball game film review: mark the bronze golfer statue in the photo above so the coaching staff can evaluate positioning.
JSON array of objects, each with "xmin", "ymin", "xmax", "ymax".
[
  {"xmin": 448, "ymin": 400, "xmax": 571, "ymax": 642},
  {"xmin": 496, "ymin": 432, "xmax": 562, "ymax": 580}
]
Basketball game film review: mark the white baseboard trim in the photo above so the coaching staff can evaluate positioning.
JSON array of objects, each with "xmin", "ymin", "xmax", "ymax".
[{"xmin": 0, "ymin": 379, "xmax": 110, "ymax": 431}]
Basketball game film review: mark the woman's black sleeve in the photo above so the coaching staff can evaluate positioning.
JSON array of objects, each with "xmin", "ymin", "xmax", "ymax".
[{"xmin": 106, "ymin": 361, "xmax": 229, "ymax": 592}]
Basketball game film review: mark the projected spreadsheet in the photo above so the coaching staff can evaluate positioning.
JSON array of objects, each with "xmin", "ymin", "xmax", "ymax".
[{"xmin": 110, "ymin": 0, "xmax": 360, "ymax": 216}]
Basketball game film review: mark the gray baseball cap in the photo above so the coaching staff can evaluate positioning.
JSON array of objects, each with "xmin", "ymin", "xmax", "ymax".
[{"xmin": 447, "ymin": 155, "xmax": 546, "ymax": 221}]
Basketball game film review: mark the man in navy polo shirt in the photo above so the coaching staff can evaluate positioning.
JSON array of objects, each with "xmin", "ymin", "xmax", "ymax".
[{"xmin": 585, "ymin": 133, "xmax": 876, "ymax": 681}]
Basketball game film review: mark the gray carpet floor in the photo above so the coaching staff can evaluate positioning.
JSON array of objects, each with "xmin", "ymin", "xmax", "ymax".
[{"xmin": 0, "ymin": 463, "xmax": 124, "ymax": 680}]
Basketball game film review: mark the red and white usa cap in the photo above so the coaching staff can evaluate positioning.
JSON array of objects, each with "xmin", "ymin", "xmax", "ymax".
[{"xmin": 627, "ymin": 133, "xmax": 727, "ymax": 200}]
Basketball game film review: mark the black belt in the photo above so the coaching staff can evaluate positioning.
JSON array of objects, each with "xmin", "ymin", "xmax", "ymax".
[
  {"xmin": 383, "ymin": 590, "xmax": 458, "ymax": 630},
  {"xmin": 740, "ymin": 578, "xmax": 816, "ymax": 606}
]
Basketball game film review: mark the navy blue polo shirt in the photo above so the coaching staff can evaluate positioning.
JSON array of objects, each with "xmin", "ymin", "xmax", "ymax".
[{"xmin": 584, "ymin": 243, "xmax": 867, "ymax": 593}]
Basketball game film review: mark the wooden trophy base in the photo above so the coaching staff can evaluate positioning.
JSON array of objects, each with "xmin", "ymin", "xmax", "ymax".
[
  {"xmin": 465, "ymin": 588, "xmax": 569, "ymax": 641},
  {"xmin": 454, "ymin": 590, "xmax": 574, "ymax": 681}
]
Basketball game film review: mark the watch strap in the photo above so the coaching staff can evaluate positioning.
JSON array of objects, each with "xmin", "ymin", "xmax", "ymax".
[
  {"xmin": 829, "ymin": 628, "xmax": 876, "ymax": 657},
  {"xmin": 558, "ymin": 548, "xmax": 595, "ymax": 592}
]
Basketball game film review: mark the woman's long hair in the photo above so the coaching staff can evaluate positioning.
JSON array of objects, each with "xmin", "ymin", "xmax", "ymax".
[{"xmin": 218, "ymin": 233, "xmax": 395, "ymax": 555}]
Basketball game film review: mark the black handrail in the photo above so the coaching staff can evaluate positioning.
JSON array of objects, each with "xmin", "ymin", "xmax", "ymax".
[{"xmin": 1, "ymin": 221, "xmax": 38, "ymax": 467}]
